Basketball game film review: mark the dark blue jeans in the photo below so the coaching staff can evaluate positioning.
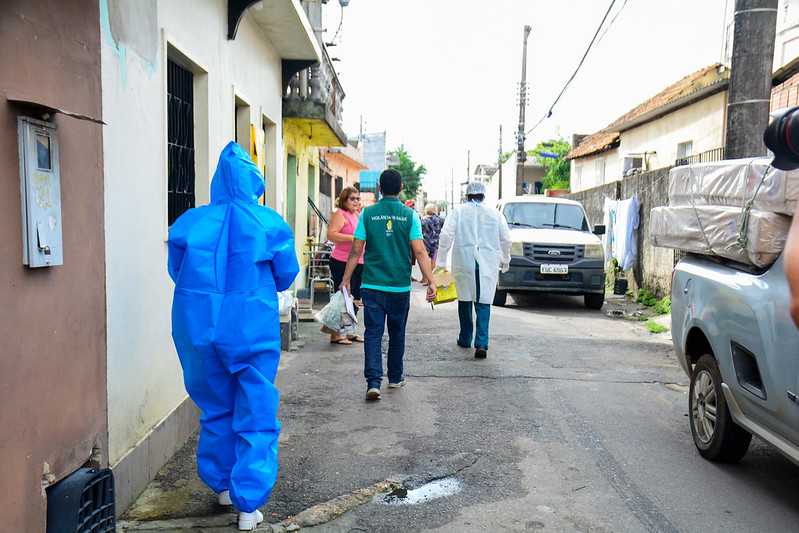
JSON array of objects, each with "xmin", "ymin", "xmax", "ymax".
[
  {"xmin": 361, "ymin": 288, "xmax": 410, "ymax": 389},
  {"xmin": 457, "ymin": 268, "xmax": 491, "ymax": 348}
]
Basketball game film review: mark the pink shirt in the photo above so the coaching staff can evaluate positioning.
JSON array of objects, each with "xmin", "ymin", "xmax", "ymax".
[{"xmin": 330, "ymin": 209, "xmax": 365, "ymax": 264}]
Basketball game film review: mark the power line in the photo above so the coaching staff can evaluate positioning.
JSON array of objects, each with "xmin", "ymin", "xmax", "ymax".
[
  {"xmin": 325, "ymin": 4, "xmax": 345, "ymax": 47},
  {"xmin": 596, "ymin": 0, "xmax": 629, "ymax": 46},
  {"xmin": 525, "ymin": 0, "xmax": 625, "ymax": 137}
]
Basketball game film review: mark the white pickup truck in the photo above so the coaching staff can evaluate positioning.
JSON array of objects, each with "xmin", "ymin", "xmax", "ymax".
[{"xmin": 494, "ymin": 195, "xmax": 606, "ymax": 309}]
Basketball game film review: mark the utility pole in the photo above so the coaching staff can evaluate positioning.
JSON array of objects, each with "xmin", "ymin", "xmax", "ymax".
[
  {"xmin": 450, "ymin": 168, "xmax": 454, "ymax": 210},
  {"xmin": 498, "ymin": 125, "xmax": 503, "ymax": 200},
  {"xmin": 725, "ymin": 0, "xmax": 778, "ymax": 159},
  {"xmin": 516, "ymin": 25, "xmax": 532, "ymax": 196}
]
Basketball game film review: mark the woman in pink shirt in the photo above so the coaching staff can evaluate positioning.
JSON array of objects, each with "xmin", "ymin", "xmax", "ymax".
[{"xmin": 327, "ymin": 186, "xmax": 365, "ymax": 344}]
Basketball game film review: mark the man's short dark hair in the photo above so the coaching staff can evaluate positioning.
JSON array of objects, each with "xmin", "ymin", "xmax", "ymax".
[
  {"xmin": 379, "ymin": 169, "xmax": 402, "ymax": 196},
  {"xmin": 467, "ymin": 194, "xmax": 485, "ymax": 202}
]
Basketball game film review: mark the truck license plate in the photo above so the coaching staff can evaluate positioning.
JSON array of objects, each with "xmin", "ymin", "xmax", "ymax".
[{"xmin": 540, "ymin": 264, "xmax": 568, "ymax": 274}]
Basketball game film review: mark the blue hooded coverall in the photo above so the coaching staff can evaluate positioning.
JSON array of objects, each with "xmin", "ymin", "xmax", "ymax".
[{"xmin": 167, "ymin": 142, "xmax": 299, "ymax": 512}]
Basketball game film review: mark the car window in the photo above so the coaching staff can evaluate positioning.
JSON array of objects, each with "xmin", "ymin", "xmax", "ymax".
[{"xmin": 503, "ymin": 202, "xmax": 588, "ymax": 231}]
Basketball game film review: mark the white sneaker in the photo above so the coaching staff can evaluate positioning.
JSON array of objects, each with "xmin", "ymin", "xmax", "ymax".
[
  {"xmin": 238, "ymin": 509, "xmax": 263, "ymax": 530},
  {"xmin": 217, "ymin": 490, "xmax": 232, "ymax": 505},
  {"xmin": 365, "ymin": 388, "xmax": 381, "ymax": 401},
  {"xmin": 388, "ymin": 380, "xmax": 405, "ymax": 388}
]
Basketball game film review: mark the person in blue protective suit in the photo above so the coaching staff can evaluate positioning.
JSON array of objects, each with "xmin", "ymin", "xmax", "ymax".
[{"xmin": 167, "ymin": 141, "xmax": 299, "ymax": 531}]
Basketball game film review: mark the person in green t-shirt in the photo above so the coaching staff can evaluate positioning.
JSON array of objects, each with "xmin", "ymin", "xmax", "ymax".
[{"xmin": 341, "ymin": 169, "xmax": 437, "ymax": 401}]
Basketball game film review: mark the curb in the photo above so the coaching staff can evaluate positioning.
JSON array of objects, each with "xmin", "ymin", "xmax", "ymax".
[{"xmin": 117, "ymin": 479, "xmax": 401, "ymax": 532}]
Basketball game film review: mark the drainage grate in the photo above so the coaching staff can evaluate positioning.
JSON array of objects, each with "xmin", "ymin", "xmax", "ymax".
[{"xmin": 46, "ymin": 467, "xmax": 115, "ymax": 533}]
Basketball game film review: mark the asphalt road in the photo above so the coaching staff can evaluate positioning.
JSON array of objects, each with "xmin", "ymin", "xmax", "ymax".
[
  {"xmin": 258, "ymin": 287, "xmax": 798, "ymax": 532},
  {"xmin": 120, "ymin": 286, "xmax": 799, "ymax": 532}
]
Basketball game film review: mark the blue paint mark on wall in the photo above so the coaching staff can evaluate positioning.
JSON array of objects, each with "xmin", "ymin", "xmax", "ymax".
[
  {"xmin": 99, "ymin": 0, "xmax": 161, "ymax": 88},
  {"xmin": 99, "ymin": 0, "xmax": 127, "ymax": 89},
  {"xmin": 141, "ymin": 55, "xmax": 159, "ymax": 78}
]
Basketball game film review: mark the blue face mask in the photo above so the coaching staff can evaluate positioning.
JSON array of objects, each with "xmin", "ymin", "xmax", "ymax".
[{"xmin": 470, "ymin": 199, "xmax": 482, "ymax": 205}]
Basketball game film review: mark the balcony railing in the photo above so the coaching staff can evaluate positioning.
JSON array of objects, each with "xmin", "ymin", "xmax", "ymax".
[
  {"xmin": 283, "ymin": 45, "xmax": 347, "ymax": 146},
  {"xmin": 675, "ymin": 147, "xmax": 725, "ymax": 167}
]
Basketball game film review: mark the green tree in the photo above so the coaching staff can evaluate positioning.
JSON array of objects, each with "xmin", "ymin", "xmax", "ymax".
[
  {"xmin": 388, "ymin": 144, "xmax": 426, "ymax": 200},
  {"xmin": 530, "ymin": 136, "xmax": 571, "ymax": 191}
]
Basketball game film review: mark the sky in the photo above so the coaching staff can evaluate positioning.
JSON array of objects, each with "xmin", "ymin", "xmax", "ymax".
[{"xmin": 324, "ymin": 0, "xmax": 730, "ymax": 200}]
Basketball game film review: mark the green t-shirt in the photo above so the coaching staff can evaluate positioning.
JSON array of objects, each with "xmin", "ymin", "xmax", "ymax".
[{"xmin": 353, "ymin": 197, "xmax": 422, "ymax": 292}]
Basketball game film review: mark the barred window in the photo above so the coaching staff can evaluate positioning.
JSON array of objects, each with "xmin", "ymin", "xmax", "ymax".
[{"xmin": 167, "ymin": 59, "xmax": 195, "ymax": 225}]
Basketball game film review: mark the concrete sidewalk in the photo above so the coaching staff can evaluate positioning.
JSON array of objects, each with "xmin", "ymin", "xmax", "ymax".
[{"xmin": 117, "ymin": 476, "xmax": 400, "ymax": 532}]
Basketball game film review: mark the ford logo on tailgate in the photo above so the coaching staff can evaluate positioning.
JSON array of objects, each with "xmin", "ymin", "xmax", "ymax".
[{"xmin": 547, "ymin": 250, "xmax": 561, "ymax": 256}]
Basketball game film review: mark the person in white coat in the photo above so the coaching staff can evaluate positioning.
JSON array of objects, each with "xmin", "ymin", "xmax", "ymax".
[{"xmin": 438, "ymin": 181, "xmax": 512, "ymax": 358}]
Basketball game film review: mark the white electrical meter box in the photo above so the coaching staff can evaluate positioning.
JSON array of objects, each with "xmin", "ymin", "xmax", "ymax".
[{"xmin": 18, "ymin": 116, "xmax": 63, "ymax": 267}]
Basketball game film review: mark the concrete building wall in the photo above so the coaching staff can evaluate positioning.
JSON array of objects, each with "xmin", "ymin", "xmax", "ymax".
[
  {"xmin": 569, "ymin": 148, "xmax": 621, "ymax": 193},
  {"xmin": 324, "ymin": 146, "xmax": 367, "ymax": 189},
  {"xmin": 569, "ymin": 167, "xmax": 676, "ymax": 300},
  {"xmin": 101, "ymin": 0, "xmax": 285, "ymax": 511},
  {"xmin": 0, "ymin": 1, "xmax": 106, "ymax": 530},
  {"xmin": 618, "ymin": 92, "xmax": 727, "ymax": 172},
  {"xmin": 570, "ymin": 91, "xmax": 727, "ymax": 194},
  {"xmin": 776, "ymin": 0, "xmax": 799, "ymax": 65},
  {"xmin": 724, "ymin": 0, "xmax": 799, "ymax": 70}
]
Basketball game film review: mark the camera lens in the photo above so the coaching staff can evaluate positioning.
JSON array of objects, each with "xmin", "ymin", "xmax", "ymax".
[{"xmin": 764, "ymin": 106, "xmax": 799, "ymax": 170}]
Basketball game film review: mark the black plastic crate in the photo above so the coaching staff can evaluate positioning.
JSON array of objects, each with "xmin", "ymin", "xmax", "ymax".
[{"xmin": 46, "ymin": 467, "xmax": 115, "ymax": 533}]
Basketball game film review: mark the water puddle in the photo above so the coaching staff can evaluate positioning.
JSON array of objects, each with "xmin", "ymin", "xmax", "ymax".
[{"xmin": 380, "ymin": 477, "xmax": 462, "ymax": 505}]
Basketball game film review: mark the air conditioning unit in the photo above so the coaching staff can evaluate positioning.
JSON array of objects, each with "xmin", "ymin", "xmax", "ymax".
[{"xmin": 622, "ymin": 155, "xmax": 644, "ymax": 176}]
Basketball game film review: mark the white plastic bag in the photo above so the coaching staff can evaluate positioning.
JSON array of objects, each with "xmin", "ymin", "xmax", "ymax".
[
  {"xmin": 314, "ymin": 290, "xmax": 346, "ymax": 333},
  {"xmin": 341, "ymin": 287, "xmax": 357, "ymax": 322},
  {"xmin": 339, "ymin": 311, "xmax": 357, "ymax": 335},
  {"xmin": 314, "ymin": 289, "xmax": 358, "ymax": 335},
  {"xmin": 278, "ymin": 290, "xmax": 294, "ymax": 315}
]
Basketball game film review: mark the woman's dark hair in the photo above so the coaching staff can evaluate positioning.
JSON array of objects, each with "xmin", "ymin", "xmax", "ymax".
[
  {"xmin": 379, "ymin": 169, "xmax": 402, "ymax": 196},
  {"xmin": 337, "ymin": 186, "xmax": 359, "ymax": 211},
  {"xmin": 467, "ymin": 194, "xmax": 485, "ymax": 202}
]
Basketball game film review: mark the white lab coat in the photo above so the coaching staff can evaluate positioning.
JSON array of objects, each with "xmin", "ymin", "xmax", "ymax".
[{"xmin": 438, "ymin": 201, "xmax": 512, "ymax": 304}]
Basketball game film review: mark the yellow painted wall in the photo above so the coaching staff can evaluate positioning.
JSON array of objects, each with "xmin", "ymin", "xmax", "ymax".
[{"xmin": 282, "ymin": 120, "xmax": 319, "ymax": 290}]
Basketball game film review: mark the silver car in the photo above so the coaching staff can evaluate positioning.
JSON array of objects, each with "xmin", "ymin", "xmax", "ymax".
[{"xmin": 671, "ymin": 253, "xmax": 799, "ymax": 464}]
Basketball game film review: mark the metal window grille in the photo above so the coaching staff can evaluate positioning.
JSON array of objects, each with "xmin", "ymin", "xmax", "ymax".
[
  {"xmin": 167, "ymin": 59, "xmax": 195, "ymax": 225},
  {"xmin": 675, "ymin": 147, "xmax": 725, "ymax": 167},
  {"xmin": 335, "ymin": 177, "xmax": 343, "ymax": 199},
  {"xmin": 319, "ymin": 169, "xmax": 332, "ymax": 196}
]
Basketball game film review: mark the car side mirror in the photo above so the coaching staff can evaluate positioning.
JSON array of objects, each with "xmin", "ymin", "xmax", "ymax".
[{"xmin": 593, "ymin": 224, "xmax": 606, "ymax": 235}]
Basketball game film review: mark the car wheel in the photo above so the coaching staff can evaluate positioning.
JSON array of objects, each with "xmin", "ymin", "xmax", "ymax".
[
  {"xmin": 493, "ymin": 289, "xmax": 507, "ymax": 307},
  {"xmin": 584, "ymin": 293, "xmax": 604, "ymax": 309},
  {"xmin": 689, "ymin": 354, "xmax": 752, "ymax": 462}
]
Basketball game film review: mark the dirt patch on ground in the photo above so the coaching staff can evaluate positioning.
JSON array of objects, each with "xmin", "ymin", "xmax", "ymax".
[{"xmin": 603, "ymin": 292, "xmax": 662, "ymax": 322}]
